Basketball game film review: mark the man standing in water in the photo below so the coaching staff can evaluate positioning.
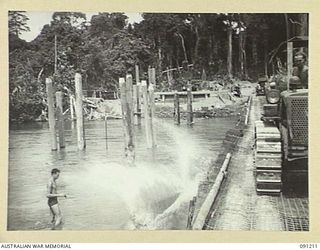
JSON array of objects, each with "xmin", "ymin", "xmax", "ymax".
[{"xmin": 47, "ymin": 168, "xmax": 67, "ymax": 229}]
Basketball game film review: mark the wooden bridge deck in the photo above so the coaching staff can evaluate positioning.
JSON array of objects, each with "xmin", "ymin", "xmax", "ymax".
[{"xmin": 155, "ymin": 91, "xmax": 211, "ymax": 101}]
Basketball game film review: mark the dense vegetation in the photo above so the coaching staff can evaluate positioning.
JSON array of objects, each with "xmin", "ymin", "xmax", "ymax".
[{"xmin": 9, "ymin": 12, "xmax": 308, "ymax": 122}]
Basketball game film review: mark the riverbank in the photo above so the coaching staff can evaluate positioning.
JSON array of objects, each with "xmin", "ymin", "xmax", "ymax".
[
  {"xmin": 78, "ymin": 81, "xmax": 255, "ymax": 121},
  {"xmin": 10, "ymin": 81, "xmax": 255, "ymax": 124}
]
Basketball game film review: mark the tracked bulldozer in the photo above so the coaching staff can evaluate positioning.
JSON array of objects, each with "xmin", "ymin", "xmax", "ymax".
[{"xmin": 254, "ymin": 37, "xmax": 308, "ymax": 195}]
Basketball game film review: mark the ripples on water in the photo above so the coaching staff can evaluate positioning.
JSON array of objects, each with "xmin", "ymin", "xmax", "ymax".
[{"xmin": 8, "ymin": 117, "xmax": 236, "ymax": 230}]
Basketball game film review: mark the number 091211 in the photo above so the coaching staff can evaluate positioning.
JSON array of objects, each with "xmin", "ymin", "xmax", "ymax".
[{"xmin": 300, "ymin": 244, "xmax": 318, "ymax": 248}]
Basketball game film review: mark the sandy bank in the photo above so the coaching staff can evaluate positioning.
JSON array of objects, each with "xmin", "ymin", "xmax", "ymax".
[{"xmin": 84, "ymin": 81, "xmax": 255, "ymax": 120}]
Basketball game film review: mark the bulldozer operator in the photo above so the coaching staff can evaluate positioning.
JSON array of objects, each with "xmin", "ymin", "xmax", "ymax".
[{"xmin": 292, "ymin": 51, "xmax": 308, "ymax": 89}]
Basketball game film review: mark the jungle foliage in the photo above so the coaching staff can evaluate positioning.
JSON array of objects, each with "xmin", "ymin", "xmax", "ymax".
[{"xmin": 8, "ymin": 12, "xmax": 308, "ymax": 122}]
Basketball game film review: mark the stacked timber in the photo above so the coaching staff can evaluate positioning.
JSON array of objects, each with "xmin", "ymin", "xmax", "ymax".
[{"xmin": 254, "ymin": 121, "xmax": 282, "ymax": 195}]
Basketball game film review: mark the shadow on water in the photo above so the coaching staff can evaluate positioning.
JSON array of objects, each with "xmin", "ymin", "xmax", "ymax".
[{"xmin": 8, "ymin": 117, "xmax": 236, "ymax": 230}]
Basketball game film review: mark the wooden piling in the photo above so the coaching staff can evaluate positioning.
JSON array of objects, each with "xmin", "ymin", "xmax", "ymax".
[
  {"xmin": 134, "ymin": 65, "xmax": 142, "ymax": 125},
  {"xmin": 119, "ymin": 75, "xmax": 135, "ymax": 160},
  {"xmin": 71, "ymin": 96, "xmax": 76, "ymax": 129},
  {"xmin": 187, "ymin": 87, "xmax": 193, "ymax": 125},
  {"xmin": 46, "ymin": 78, "xmax": 57, "ymax": 151},
  {"xmin": 148, "ymin": 83, "xmax": 156, "ymax": 148},
  {"xmin": 148, "ymin": 66, "xmax": 152, "ymax": 85},
  {"xmin": 55, "ymin": 91, "xmax": 65, "ymax": 148},
  {"xmin": 174, "ymin": 92, "xmax": 180, "ymax": 125},
  {"xmin": 75, "ymin": 73, "xmax": 86, "ymax": 150},
  {"xmin": 133, "ymin": 85, "xmax": 137, "ymax": 121},
  {"xmin": 135, "ymin": 64, "xmax": 140, "ymax": 84},
  {"xmin": 151, "ymin": 67, "xmax": 156, "ymax": 86},
  {"xmin": 69, "ymin": 95, "xmax": 75, "ymax": 120},
  {"xmin": 138, "ymin": 84, "xmax": 142, "ymax": 125},
  {"xmin": 105, "ymin": 114, "xmax": 108, "ymax": 149},
  {"xmin": 141, "ymin": 80, "xmax": 152, "ymax": 148},
  {"xmin": 133, "ymin": 84, "xmax": 141, "ymax": 126}
]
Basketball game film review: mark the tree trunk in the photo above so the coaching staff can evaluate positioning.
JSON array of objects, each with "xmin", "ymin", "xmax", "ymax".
[
  {"xmin": 284, "ymin": 13, "xmax": 290, "ymax": 42},
  {"xmin": 175, "ymin": 47, "xmax": 180, "ymax": 73},
  {"xmin": 213, "ymin": 39, "xmax": 219, "ymax": 59},
  {"xmin": 238, "ymin": 31, "xmax": 248, "ymax": 80},
  {"xmin": 209, "ymin": 35, "xmax": 213, "ymax": 62},
  {"xmin": 193, "ymin": 14, "xmax": 201, "ymax": 66},
  {"xmin": 177, "ymin": 33, "xmax": 188, "ymax": 62},
  {"xmin": 194, "ymin": 26, "xmax": 200, "ymax": 64},
  {"xmin": 300, "ymin": 13, "xmax": 308, "ymax": 36},
  {"xmin": 243, "ymin": 32, "xmax": 248, "ymax": 80},
  {"xmin": 227, "ymin": 26, "xmax": 233, "ymax": 79},
  {"xmin": 264, "ymin": 39, "xmax": 268, "ymax": 78},
  {"xmin": 239, "ymin": 31, "xmax": 244, "ymax": 79},
  {"xmin": 252, "ymin": 36, "xmax": 258, "ymax": 66},
  {"xmin": 158, "ymin": 35, "xmax": 162, "ymax": 70},
  {"xmin": 37, "ymin": 67, "xmax": 44, "ymax": 82},
  {"xmin": 299, "ymin": 13, "xmax": 308, "ymax": 54},
  {"xmin": 54, "ymin": 34, "xmax": 57, "ymax": 75}
]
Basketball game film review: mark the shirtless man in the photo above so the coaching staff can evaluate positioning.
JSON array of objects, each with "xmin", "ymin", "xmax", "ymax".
[
  {"xmin": 292, "ymin": 51, "xmax": 308, "ymax": 89},
  {"xmin": 47, "ymin": 168, "xmax": 67, "ymax": 229}
]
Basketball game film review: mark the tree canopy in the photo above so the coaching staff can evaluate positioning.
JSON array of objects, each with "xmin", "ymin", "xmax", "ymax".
[{"xmin": 9, "ymin": 12, "xmax": 308, "ymax": 122}]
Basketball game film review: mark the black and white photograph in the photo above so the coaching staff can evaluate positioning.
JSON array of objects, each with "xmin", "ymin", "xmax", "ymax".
[{"xmin": 7, "ymin": 11, "xmax": 309, "ymax": 231}]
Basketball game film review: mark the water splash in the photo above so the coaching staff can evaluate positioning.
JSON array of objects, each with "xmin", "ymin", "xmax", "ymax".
[
  {"xmin": 63, "ymin": 160, "xmax": 184, "ymax": 229},
  {"xmin": 154, "ymin": 119, "xmax": 199, "ymax": 184},
  {"xmin": 145, "ymin": 119, "xmax": 206, "ymax": 229},
  {"xmin": 62, "ymin": 119, "xmax": 206, "ymax": 229},
  {"xmin": 9, "ymin": 117, "xmax": 234, "ymax": 230}
]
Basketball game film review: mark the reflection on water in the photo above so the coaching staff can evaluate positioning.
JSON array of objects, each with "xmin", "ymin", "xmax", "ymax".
[{"xmin": 8, "ymin": 117, "xmax": 236, "ymax": 230}]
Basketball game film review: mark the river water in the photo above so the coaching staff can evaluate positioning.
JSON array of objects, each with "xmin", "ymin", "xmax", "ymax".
[{"xmin": 8, "ymin": 117, "xmax": 236, "ymax": 230}]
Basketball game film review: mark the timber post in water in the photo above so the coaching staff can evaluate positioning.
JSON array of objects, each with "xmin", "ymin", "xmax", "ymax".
[
  {"xmin": 134, "ymin": 64, "xmax": 141, "ymax": 125},
  {"xmin": 174, "ymin": 92, "xmax": 181, "ymax": 125},
  {"xmin": 141, "ymin": 80, "xmax": 152, "ymax": 148},
  {"xmin": 105, "ymin": 114, "xmax": 108, "ymax": 149},
  {"xmin": 187, "ymin": 87, "xmax": 193, "ymax": 125},
  {"xmin": 133, "ymin": 84, "xmax": 141, "ymax": 126},
  {"xmin": 75, "ymin": 73, "xmax": 86, "ymax": 150},
  {"xmin": 135, "ymin": 64, "xmax": 140, "ymax": 84},
  {"xmin": 69, "ymin": 95, "xmax": 75, "ymax": 121},
  {"xmin": 148, "ymin": 66, "xmax": 152, "ymax": 85},
  {"xmin": 119, "ymin": 75, "xmax": 135, "ymax": 161},
  {"xmin": 45, "ymin": 78, "xmax": 57, "ymax": 151},
  {"xmin": 55, "ymin": 91, "xmax": 65, "ymax": 148},
  {"xmin": 148, "ymin": 83, "xmax": 156, "ymax": 148},
  {"xmin": 151, "ymin": 67, "xmax": 156, "ymax": 86},
  {"xmin": 149, "ymin": 67, "xmax": 156, "ymax": 146}
]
